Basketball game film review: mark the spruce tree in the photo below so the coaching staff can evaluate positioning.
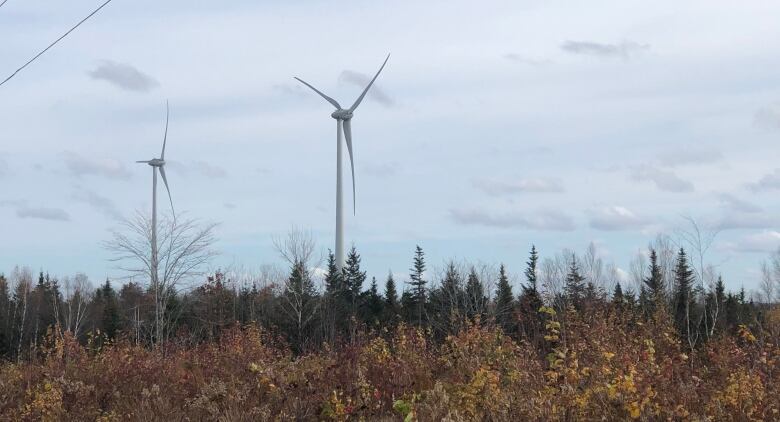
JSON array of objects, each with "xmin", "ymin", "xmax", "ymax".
[
  {"xmin": 643, "ymin": 249, "xmax": 665, "ymax": 315},
  {"xmin": 100, "ymin": 279, "xmax": 119, "ymax": 340},
  {"xmin": 343, "ymin": 246, "xmax": 367, "ymax": 317},
  {"xmin": 518, "ymin": 246, "xmax": 544, "ymax": 342},
  {"xmin": 612, "ymin": 282, "xmax": 625, "ymax": 311},
  {"xmin": 465, "ymin": 267, "xmax": 486, "ymax": 320},
  {"xmin": 409, "ymin": 246, "xmax": 427, "ymax": 326},
  {"xmin": 494, "ymin": 264, "xmax": 515, "ymax": 333},
  {"xmin": 384, "ymin": 271, "xmax": 398, "ymax": 313},
  {"xmin": 360, "ymin": 277, "xmax": 384, "ymax": 328},
  {"xmin": 564, "ymin": 255, "xmax": 586, "ymax": 310},
  {"xmin": 673, "ymin": 248, "xmax": 695, "ymax": 344}
]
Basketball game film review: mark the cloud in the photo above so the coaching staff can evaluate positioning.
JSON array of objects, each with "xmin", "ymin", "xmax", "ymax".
[
  {"xmin": 588, "ymin": 206, "xmax": 649, "ymax": 231},
  {"xmin": 167, "ymin": 161, "xmax": 227, "ymax": 178},
  {"xmin": 715, "ymin": 213, "xmax": 777, "ymax": 230},
  {"xmin": 72, "ymin": 187, "xmax": 122, "ymax": 220},
  {"xmin": 224, "ymin": 202, "xmax": 236, "ymax": 210},
  {"xmin": 0, "ymin": 156, "xmax": 7, "ymax": 178},
  {"xmin": 754, "ymin": 105, "xmax": 780, "ymax": 130},
  {"xmin": 722, "ymin": 231, "xmax": 780, "ymax": 253},
  {"xmin": 449, "ymin": 208, "xmax": 576, "ymax": 231},
  {"xmin": 657, "ymin": 148, "xmax": 723, "ymax": 167},
  {"xmin": 747, "ymin": 169, "xmax": 780, "ymax": 192},
  {"xmin": 88, "ymin": 61, "xmax": 159, "ymax": 92},
  {"xmin": 718, "ymin": 193, "xmax": 762, "ymax": 214},
  {"xmin": 629, "ymin": 164, "xmax": 694, "ymax": 192},
  {"xmin": 473, "ymin": 177, "xmax": 564, "ymax": 195},
  {"xmin": 338, "ymin": 70, "xmax": 394, "ymax": 107},
  {"xmin": 502, "ymin": 53, "xmax": 551, "ymax": 66},
  {"xmin": 561, "ymin": 40, "xmax": 649, "ymax": 59},
  {"xmin": 1, "ymin": 200, "xmax": 70, "ymax": 221},
  {"xmin": 61, "ymin": 151, "xmax": 132, "ymax": 180},
  {"xmin": 363, "ymin": 162, "xmax": 399, "ymax": 178},
  {"xmin": 194, "ymin": 161, "xmax": 227, "ymax": 178}
]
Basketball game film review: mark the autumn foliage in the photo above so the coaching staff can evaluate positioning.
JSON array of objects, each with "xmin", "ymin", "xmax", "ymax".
[{"xmin": 1, "ymin": 306, "xmax": 779, "ymax": 421}]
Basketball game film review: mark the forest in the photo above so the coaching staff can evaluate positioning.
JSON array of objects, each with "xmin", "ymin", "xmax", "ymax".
[{"xmin": 1, "ymin": 230, "xmax": 779, "ymax": 420}]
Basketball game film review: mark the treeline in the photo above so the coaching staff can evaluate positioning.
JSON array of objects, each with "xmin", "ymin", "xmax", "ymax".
[{"xmin": 0, "ymin": 244, "xmax": 766, "ymax": 359}]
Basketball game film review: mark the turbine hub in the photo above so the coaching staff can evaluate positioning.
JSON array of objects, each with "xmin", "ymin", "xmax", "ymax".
[
  {"xmin": 149, "ymin": 158, "xmax": 165, "ymax": 167},
  {"xmin": 331, "ymin": 109, "xmax": 353, "ymax": 120}
]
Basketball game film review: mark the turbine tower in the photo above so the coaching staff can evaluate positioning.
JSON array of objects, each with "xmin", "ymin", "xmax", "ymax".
[
  {"xmin": 295, "ymin": 54, "xmax": 390, "ymax": 270},
  {"xmin": 136, "ymin": 101, "xmax": 175, "ymax": 303}
]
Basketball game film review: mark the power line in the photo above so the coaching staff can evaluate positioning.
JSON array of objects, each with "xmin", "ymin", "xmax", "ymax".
[
  {"xmin": 0, "ymin": 1, "xmax": 9, "ymax": 10},
  {"xmin": 0, "ymin": 0, "xmax": 115, "ymax": 88}
]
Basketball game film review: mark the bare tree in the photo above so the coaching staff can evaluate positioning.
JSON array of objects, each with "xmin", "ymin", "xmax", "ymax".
[
  {"xmin": 60, "ymin": 273, "xmax": 93, "ymax": 338},
  {"xmin": 677, "ymin": 216, "xmax": 720, "ymax": 340},
  {"xmin": 105, "ymin": 210, "xmax": 218, "ymax": 346},
  {"xmin": 273, "ymin": 228, "xmax": 321, "ymax": 350},
  {"xmin": 10, "ymin": 266, "xmax": 32, "ymax": 362}
]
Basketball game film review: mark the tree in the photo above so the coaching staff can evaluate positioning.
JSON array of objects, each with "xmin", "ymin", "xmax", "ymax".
[
  {"xmin": 279, "ymin": 262, "xmax": 319, "ymax": 352},
  {"xmin": 273, "ymin": 228, "xmax": 320, "ymax": 352},
  {"xmin": 673, "ymin": 248, "xmax": 696, "ymax": 348},
  {"xmin": 518, "ymin": 246, "xmax": 544, "ymax": 342},
  {"xmin": 465, "ymin": 267, "xmax": 487, "ymax": 320},
  {"xmin": 343, "ymin": 246, "xmax": 367, "ymax": 318},
  {"xmin": 494, "ymin": 264, "xmax": 514, "ymax": 333},
  {"xmin": 409, "ymin": 245, "xmax": 427, "ymax": 326},
  {"xmin": 98, "ymin": 279, "xmax": 120, "ymax": 340},
  {"xmin": 360, "ymin": 277, "xmax": 384, "ymax": 328},
  {"xmin": 383, "ymin": 271, "xmax": 399, "ymax": 324},
  {"xmin": 564, "ymin": 255, "xmax": 586, "ymax": 310},
  {"xmin": 105, "ymin": 211, "xmax": 218, "ymax": 347},
  {"xmin": 643, "ymin": 249, "xmax": 665, "ymax": 316},
  {"xmin": 612, "ymin": 282, "xmax": 625, "ymax": 311}
]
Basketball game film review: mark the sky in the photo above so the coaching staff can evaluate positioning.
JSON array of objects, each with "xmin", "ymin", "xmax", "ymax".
[{"xmin": 2, "ymin": 0, "xmax": 780, "ymax": 294}]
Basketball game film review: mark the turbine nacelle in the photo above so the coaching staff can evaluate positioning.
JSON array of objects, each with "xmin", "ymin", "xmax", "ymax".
[
  {"xmin": 331, "ymin": 109, "xmax": 353, "ymax": 120},
  {"xmin": 147, "ymin": 158, "xmax": 165, "ymax": 167}
]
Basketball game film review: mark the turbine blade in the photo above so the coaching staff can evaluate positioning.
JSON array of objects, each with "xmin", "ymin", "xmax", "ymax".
[
  {"xmin": 293, "ymin": 77, "xmax": 341, "ymax": 109},
  {"xmin": 349, "ymin": 53, "xmax": 390, "ymax": 112},
  {"xmin": 343, "ymin": 119, "xmax": 356, "ymax": 215},
  {"xmin": 159, "ymin": 166, "xmax": 174, "ymax": 216},
  {"xmin": 161, "ymin": 100, "xmax": 169, "ymax": 159},
  {"xmin": 136, "ymin": 160, "xmax": 150, "ymax": 163}
]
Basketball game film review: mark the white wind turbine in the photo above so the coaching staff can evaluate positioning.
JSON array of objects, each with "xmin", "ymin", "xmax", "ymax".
[
  {"xmin": 136, "ymin": 101, "xmax": 175, "ymax": 295},
  {"xmin": 295, "ymin": 54, "xmax": 390, "ymax": 270}
]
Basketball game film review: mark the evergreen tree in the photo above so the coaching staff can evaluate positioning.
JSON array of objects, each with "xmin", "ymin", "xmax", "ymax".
[
  {"xmin": 673, "ymin": 248, "xmax": 695, "ymax": 345},
  {"xmin": 383, "ymin": 272, "xmax": 399, "ymax": 324},
  {"xmin": 100, "ymin": 279, "xmax": 119, "ymax": 340},
  {"xmin": 409, "ymin": 246, "xmax": 427, "ymax": 326},
  {"xmin": 518, "ymin": 246, "xmax": 544, "ymax": 342},
  {"xmin": 360, "ymin": 277, "xmax": 384, "ymax": 328},
  {"xmin": 612, "ymin": 282, "xmax": 625, "ymax": 311},
  {"xmin": 465, "ymin": 267, "xmax": 487, "ymax": 320},
  {"xmin": 343, "ymin": 246, "xmax": 367, "ymax": 318},
  {"xmin": 643, "ymin": 249, "xmax": 665, "ymax": 316},
  {"xmin": 279, "ymin": 262, "xmax": 319, "ymax": 352},
  {"xmin": 494, "ymin": 264, "xmax": 515, "ymax": 333},
  {"xmin": 564, "ymin": 255, "xmax": 586, "ymax": 310}
]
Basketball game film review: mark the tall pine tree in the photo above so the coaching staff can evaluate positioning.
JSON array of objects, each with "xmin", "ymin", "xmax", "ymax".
[
  {"xmin": 409, "ymin": 246, "xmax": 427, "ymax": 326},
  {"xmin": 494, "ymin": 264, "xmax": 515, "ymax": 333}
]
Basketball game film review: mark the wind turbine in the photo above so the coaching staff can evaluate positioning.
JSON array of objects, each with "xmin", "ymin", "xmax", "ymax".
[
  {"xmin": 295, "ymin": 54, "xmax": 390, "ymax": 270},
  {"xmin": 136, "ymin": 101, "xmax": 175, "ymax": 298}
]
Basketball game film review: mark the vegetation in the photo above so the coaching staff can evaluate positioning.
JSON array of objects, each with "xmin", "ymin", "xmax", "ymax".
[{"xmin": 1, "ymin": 242, "xmax": 779, "ymax": 420}]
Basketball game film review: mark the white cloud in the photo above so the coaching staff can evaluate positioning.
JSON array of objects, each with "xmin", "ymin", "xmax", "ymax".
[
  {"xmin": 473, "ymin": 177, "xmax": 564, "ymax": 195},
  {"xmin": 450, "ymin": 208, "xmax": 575, "ymax": 231},
  {"xmin": 657, "ymin": 148, "xmax": 722, "ymax": 167},
  {"xmin": 630, "ymin": 165, "xmax": 694, "ymax": 193},
  {"xmin": 588, "ymin": 206, "xmax": 649, "ymax": 231},
  {"xmin": 61, "ymin": 151, "xmax": 132, "ymax": 180},
  {"xmin": 722, "ymin": 231, "xmax": 780, "ymax": 253}
]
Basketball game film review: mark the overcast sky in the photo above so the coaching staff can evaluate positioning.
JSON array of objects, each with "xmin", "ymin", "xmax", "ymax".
[{"xmin": 2, "ymin": 0, "xmax": 780, "ymax": 293}]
